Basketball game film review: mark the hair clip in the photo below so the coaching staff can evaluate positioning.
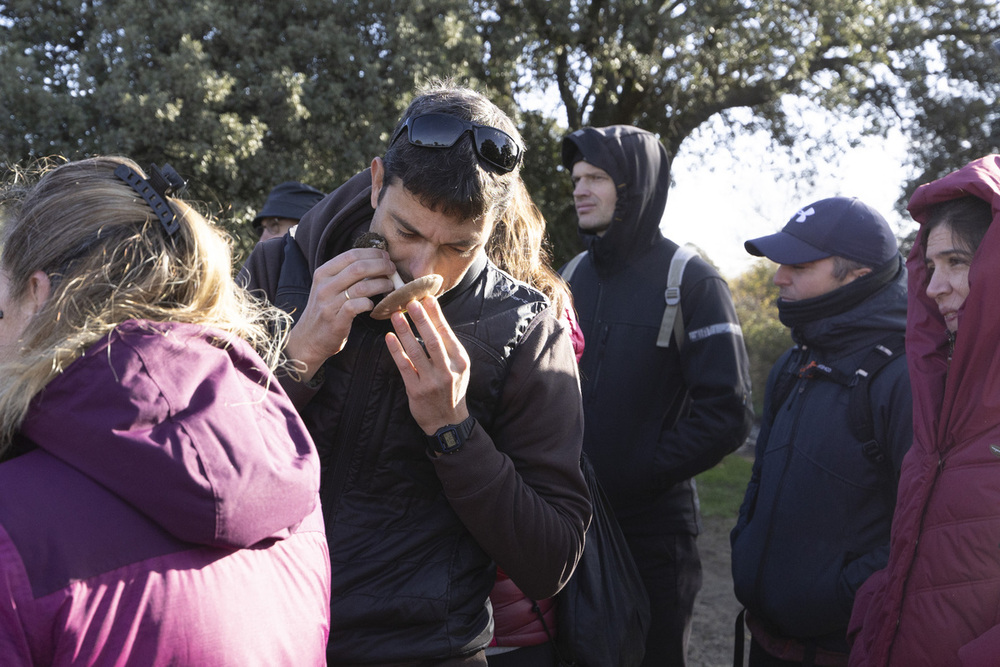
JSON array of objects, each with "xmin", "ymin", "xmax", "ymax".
[{"xmin": 114, "ymin": 162, "xmax": 187, "ymax": 237}]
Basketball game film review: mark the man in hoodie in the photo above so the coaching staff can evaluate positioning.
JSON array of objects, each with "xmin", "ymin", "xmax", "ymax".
[
  {"xmin": 240, "ymin": 84, "xmax": 591, "ymax": 666},
  {"xmin": 560, "ymin": 125, "xmax": 753, "ymax": 666},
  {"xmin": 731, "ymin": 197, "xmax": 913, "ymax": 665}
]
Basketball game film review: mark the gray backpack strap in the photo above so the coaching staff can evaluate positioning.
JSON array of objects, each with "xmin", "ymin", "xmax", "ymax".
[
  {"xmin": 560, "ymin": 250, "xmax": 588, "ymax": 282},
  {"xmin": 656, "ymin": 245, "xmax": 698, "ymax": 349}
]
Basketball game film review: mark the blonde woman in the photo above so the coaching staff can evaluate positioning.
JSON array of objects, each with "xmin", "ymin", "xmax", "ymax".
[{"xmin": 0, "ymin": 157, "xmax": 330, "ymax": 665}]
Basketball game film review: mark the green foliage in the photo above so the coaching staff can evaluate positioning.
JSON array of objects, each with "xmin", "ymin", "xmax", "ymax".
[
  {"xmin": 892, "ymin": 15, "xmax": 1000, "ymax": 214},
  {"xmin": 496, "ymin": 0, "xmax": 1000, "ymax": 257},
  {"xmin": 0, "ymin": 0, "xmax": 503, "ymax": 263},
  {"xmin": 0, "ymin": 0, "xmax": 997, "ymax": 269},
  {"xmin": 695, "ymin": 452, "xmax": 753, "ymax": 520},
  {"xmin": 730, "ymin": 260, "xmax": 791, "ymax": 417}
]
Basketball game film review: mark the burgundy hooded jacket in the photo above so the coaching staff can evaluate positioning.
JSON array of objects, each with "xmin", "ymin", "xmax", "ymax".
[{"xmin": 848, "ymin": 155, "xmax": 1000, "ymax": 666}]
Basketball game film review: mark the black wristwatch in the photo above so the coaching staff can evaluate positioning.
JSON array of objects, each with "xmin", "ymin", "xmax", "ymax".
[{"xmin": 426, "ymin": 416, "xmax": 476, "ymax": 455}]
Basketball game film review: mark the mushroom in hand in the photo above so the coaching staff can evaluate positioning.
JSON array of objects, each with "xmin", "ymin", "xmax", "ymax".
[{"xmin": 354, "ymin": 231, "xmax": 444, "ymax": 320}]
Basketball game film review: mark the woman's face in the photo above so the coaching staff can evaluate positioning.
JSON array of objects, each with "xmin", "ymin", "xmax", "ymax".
[
  {"xmin": 925, "ymin": 222, "xmax": 974, "ymax": 333},
  {"xmin": 0, "ymin": 273, "xmax": 26, "ymax": 363},
  {"xmin": 0, "ymin": 271, "xmax": 48, "ymax": 364}
]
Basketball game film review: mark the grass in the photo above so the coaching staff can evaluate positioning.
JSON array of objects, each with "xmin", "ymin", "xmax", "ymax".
[{"xmin": 695, "ymin": 453, "xmax": 754, "ymax": 519}]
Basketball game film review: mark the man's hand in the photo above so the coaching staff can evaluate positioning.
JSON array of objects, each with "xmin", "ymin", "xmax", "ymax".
[
  {"xmin": 385, "ymin": 297, "xmax": 471, "ymax": 434},
  {"xmin": 284, "ymin": 247, "xmax": 396, "ymax": 381}
]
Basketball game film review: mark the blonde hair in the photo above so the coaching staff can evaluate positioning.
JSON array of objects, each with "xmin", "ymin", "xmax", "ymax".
[
  {"xmin": 487, "ymin": 177, "xmax": 571, "ymax": 315},
  {"xmin": 0, "ymin": 156, "xmax": 290, "ymax": 450}
]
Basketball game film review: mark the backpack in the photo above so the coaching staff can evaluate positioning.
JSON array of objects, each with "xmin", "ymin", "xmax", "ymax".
[
  {"xmin": 767, "ymin": 333, "xmax": 906, "ymax": 466},
  {"xmin": 561, "ymin": 245, "xmax": 698, "ymax": 349},
  {"xmin": 538, "ymin": 452, "xmax": 652, "ymax": 667},
  {"xmin": 848, "ymin": 334, "xmax": 907, "ymax": 466}
]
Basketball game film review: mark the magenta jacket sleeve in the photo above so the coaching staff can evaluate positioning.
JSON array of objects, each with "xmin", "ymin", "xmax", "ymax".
[{"xmin": 959, "ymin": 625, "xmax": 1000, "ymax": 666}]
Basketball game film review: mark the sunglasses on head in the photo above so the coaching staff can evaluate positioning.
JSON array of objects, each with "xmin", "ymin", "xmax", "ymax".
[{"xmin": 390, "ymin": 113, "xmax": 523, "ymax": 173}]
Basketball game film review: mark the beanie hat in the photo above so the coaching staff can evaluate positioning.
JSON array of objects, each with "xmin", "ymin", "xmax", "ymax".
[
  {"xmin": 744, "ymin": 196, "xmax": 899, "ymax": 267},
  {"xmin": 252, "ymin": 182, "xmax": 325, "ymax": 228}
]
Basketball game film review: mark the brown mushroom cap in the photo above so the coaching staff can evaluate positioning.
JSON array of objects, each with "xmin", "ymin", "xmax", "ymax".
[
  {"xmin": 353, "ymin": 230, "xmax": 443, "ymax": 319},
  {"xmin": 370, "ymin": 274, "xmax": 444, "ymax": 320},
  {"xmin": 354, "ymin": 231, "xmax": 388, "ymax": 251}
]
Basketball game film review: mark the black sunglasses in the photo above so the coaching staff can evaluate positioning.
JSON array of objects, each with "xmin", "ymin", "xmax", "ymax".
[{"xmin": 390, "ymin": 113, "xmax": 523, "ymax": 173}]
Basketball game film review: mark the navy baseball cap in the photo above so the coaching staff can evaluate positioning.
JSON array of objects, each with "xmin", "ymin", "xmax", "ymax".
[
  {"xmin": 253, "ymin": 181, "xmax": 325, "ymax": 227},
  {"xmin": 744, "ymin": 196, "xmax": 899, "ymax": 266}
]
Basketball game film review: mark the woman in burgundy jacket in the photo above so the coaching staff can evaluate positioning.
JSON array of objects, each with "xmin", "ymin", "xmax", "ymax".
[{"xmin": 848, "ymin": 155, "xmax": 1000, "ymax": 667}]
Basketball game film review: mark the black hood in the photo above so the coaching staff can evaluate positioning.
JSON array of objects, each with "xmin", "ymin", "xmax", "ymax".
[{"xmin": 562, "ymin": 125, "xmax": 672, "ymax": 273}]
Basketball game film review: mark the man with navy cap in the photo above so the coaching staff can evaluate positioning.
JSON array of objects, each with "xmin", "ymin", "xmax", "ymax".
[
  {"xmin": 252, "ymin": 181, "xmax": 325, "ymax": 242},
  {"xmin": 730, "ymin": 196, "xmax": 913, "ymax": 666}
]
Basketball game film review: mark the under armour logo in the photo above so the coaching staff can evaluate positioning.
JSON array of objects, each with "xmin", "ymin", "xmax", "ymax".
[{"xmin": 794, "ymin": 207, "xmax": 816, "ymax": 223}]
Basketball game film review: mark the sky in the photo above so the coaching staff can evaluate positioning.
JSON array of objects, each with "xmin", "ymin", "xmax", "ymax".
[
  {"xmin": 522, "ymin": 87, "xmax": 920, "ymax": 281},
  {"xmin": 660, "ymin": 123, "xmax": 916, "ymax": 280}
]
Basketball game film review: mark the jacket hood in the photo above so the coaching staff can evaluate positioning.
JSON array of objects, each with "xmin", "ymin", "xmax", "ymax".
[
  {"xmin": 294, "ymin": 170, "xmax": 374, "ymax": 275},
  {"xmin": 905, "ymin": 154, "xmax": 1000, "ymax": 451},
  {"xmin": 562, "ymin": 126, "xmax": 671, "ymax": 272},
  {"xmin": 19, "ymin": 320, "xmax": 321, "ymax": 549}
]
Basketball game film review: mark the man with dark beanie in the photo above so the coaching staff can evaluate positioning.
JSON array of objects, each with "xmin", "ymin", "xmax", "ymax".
[
  {"xmin": 252, "ymin": 181, "xmax": 325, "ymax": 242},
  {"xmin": 560, "ymin": 125, "xmax": 754, "ymax": 666},
  {"xmin": 731, "ymin": 197, "xmax": 913, "ymax": 666}
]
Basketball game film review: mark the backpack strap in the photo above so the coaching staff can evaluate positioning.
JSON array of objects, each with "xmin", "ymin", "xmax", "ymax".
[
  {"xmin": 656, "ymin": 245, "xmax": 698, "ymax": 348},
  {"xmin": 734, "ymin": 607, "xmax": 747, "ymax": 667},
  {"xmin": 848, "ymin": 333, "xmax": 906, "ymax": 466},
  {"xmin": 561, "ymin": 245, "xmax": 697, "ymax": 349},
  {"xmin": 560, "ymin": 250, "xmax": 588, "ymax": 283},
  {"xmin": 765, "ymin": 333, "xmax": 905, "ymax": 468}
]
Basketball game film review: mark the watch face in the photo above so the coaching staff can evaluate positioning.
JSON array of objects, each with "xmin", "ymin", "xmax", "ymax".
[
  {"xmin": 429, "ymin": 417, "xmax": 473, "ymax": 455},
  {"xmin": 440, "ymin": 430, "xmax": 460, "ymax": 451}
]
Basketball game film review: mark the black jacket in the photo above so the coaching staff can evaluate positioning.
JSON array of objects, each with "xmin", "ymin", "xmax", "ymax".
[
  {"xmin": 562, "ymin": 126, "xmax": 753, "ymax": 536},
  {"xmin": 730, "ymin": 261, "xmax": 912, "ymax": 653},
  {"xmin": 240, "ymin": 170, "xmax": 590, "ymax": 664}
]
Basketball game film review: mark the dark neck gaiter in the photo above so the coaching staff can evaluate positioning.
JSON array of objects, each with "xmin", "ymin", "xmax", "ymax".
[{"xmin": 777, "ymin": 255, "xmax": 902, "ymax": 329}]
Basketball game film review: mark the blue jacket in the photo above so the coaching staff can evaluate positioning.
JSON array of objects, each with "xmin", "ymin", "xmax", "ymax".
[{"xmin": 731, "ymin": 263, "xmax": 912, "ymax": 653}]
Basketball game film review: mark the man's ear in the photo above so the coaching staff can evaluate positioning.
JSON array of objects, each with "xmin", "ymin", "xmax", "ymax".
[
  {"xmin": 25, "ymin": 270, "xmax": 51, "ymax": 316},
  {"xmin": 370, "ymin": 157, "xmax": 384, "ymax": 210}
]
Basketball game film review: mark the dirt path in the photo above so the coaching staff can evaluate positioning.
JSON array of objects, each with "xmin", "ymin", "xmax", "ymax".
[{"xmin": 688, "ymin": 514, "xmax": 744, "ymax": 667}]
